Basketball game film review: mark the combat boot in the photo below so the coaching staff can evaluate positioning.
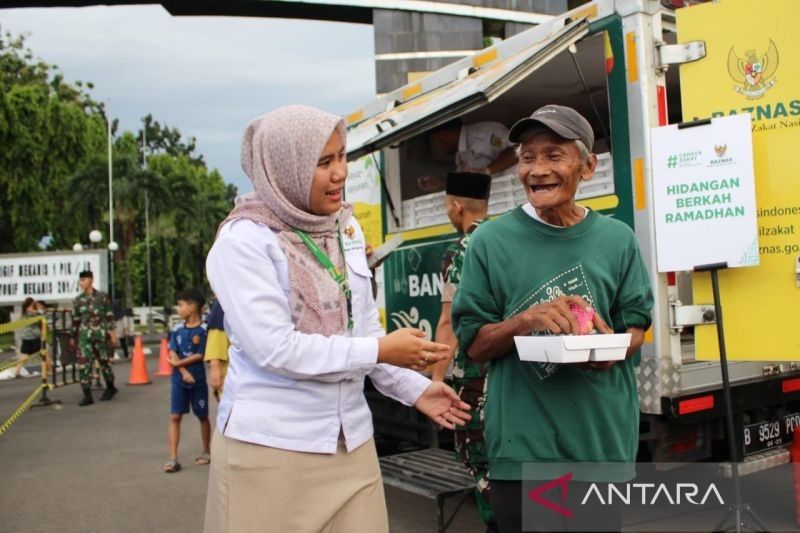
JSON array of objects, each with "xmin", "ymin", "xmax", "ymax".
[
  {"xmin": 99, "ymin": 379, "xmax": 118, "ymax": 401},
  {"xmin": 79, "ymin": 387, "xmax": 94, "ymax": 406}
]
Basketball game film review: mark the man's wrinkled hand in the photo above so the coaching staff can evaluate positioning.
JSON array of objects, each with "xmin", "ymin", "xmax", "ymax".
[{"xmin": 521, "ymin": 295, "xmax": 592, "ymax": 335}]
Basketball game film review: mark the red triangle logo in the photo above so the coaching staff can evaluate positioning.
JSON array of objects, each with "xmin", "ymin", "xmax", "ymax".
[{"xmin": 527, "ymin": 472, "xmax": 573, "ymax": 518}]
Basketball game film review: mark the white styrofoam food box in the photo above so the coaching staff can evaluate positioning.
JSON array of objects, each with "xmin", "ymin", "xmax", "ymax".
[{"xmin": 514, "ymin": 333, "xmax": 632, "ymax": 363}]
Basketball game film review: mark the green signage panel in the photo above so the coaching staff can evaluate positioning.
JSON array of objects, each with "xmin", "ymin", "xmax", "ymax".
[{"xmin": 383, "ymin": 238, "xmax": 457, "ymax": 339}]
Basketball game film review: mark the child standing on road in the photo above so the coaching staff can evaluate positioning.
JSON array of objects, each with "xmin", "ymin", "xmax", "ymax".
[{"xmin": 164, "ymin": 289, "xmax": 211, "ymax": 473}]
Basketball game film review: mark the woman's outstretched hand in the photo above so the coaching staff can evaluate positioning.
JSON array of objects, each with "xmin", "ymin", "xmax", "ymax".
[
  {"xmin": 377, "ymin": 328, "xmax": 451, "ymax": 371},
  {"xmin": 414, "ymin": 381, "xmax": 472, "ymax": 430}
]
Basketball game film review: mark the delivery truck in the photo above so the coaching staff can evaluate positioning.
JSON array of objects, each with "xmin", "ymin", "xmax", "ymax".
[{"xmin": 343, "ymin": 0, "xmax": 800, "ymax": 468}]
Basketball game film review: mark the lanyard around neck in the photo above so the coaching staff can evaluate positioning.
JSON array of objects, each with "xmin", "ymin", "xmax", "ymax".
[{"xmin": 292, "ymin": 226, "xmax": 353, "ymax": 331}]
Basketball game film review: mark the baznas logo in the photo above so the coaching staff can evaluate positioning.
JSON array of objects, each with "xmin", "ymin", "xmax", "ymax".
[
  {"xmin": 727, "ymin": 39, "xmax": 779, "ymax": 99},
  {"xmin": 714, "ymin": 144, "xmax": 727, "ymax": 157}
]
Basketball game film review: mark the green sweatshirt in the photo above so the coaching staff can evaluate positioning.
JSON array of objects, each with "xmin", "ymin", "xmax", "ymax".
[{"xmin": 452, "ymin": 207, "xmax": 654, "ymax": 482}]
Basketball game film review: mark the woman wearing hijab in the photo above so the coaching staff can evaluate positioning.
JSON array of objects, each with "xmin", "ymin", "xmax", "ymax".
[{"xmin": 204, "ymin": 105, "xmax": 470, "ymax": 533}]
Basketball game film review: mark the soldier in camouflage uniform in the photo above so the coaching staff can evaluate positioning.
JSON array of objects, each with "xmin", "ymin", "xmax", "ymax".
[
  {"xmin": 71, "ymin": 270, "xmax": 118, "ymax": 406},
  {"xmin": 430, "ymin": 172, "xmax": 496, "ymax": 530}
]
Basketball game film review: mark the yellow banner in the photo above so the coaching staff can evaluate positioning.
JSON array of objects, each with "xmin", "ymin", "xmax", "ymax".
[
  {"xmin": 352, "ymin": 202, "xmax": 383, "ymax": 251},
  {"xmin": 678, "ymin": 0, "xmax": 800, "ymax": 360},
  {"xmin": 346, "ymin": 155, "xmax": 384, "ymax": 250}
]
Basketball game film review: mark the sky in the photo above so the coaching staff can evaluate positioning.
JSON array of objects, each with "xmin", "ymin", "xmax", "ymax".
[{"xmin": 0, "ymin": 5, "xmax": 377, "ymax": 194}]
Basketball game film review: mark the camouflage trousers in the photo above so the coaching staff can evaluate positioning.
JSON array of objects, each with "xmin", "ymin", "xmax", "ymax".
[
  {"xmin": 78, "ymin": 334, "xmax": 114, "ymax": 387},
  {"xmin": 454, "ymin": 376, "xmax": 493, "ymax": 526}
]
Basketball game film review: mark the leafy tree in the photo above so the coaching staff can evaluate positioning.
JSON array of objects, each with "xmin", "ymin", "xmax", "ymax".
[
  {"xmin": 0, "ymin": 29, "xmax": 107, "ymax": 252},
  {"xmin": 1, "ymin": 28, "xmax": 236, "ymax": 314}
]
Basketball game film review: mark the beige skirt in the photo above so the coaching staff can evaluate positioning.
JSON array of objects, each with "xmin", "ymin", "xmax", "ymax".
[{"xmin": 204, "ymin": 431, "xmax": 389, "ymax": 533}]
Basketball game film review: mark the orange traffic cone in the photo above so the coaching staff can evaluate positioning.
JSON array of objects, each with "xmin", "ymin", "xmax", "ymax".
[
  {"xmin": 155, "ymin": 337, "xmax": 172, "ymax": 377},
  {"xmin": 126, "ymin": 334, "xmax": 152, "ymax": 386}
]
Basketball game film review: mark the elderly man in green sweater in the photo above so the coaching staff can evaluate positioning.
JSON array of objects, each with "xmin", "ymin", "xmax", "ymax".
[{"xmin": 452, "ymin": 105, "xmax": 654, "ymax": 532}]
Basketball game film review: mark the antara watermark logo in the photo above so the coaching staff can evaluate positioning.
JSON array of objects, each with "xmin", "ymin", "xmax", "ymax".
[
  {"xmin": 580, "ymin": 481, "xmax": 725, "ymax": 506},
  {"xmin": 526, "ymin": 472, "xmax": 725, "ymax": 518},
  {"xmin": 527, "ymin": 472, "xmax": 574, "ymax": 518}
]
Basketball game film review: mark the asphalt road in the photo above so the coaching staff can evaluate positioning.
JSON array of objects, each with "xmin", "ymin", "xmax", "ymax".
[{"xmin": 0, "ymin": 353, "xmax": 485, "ymax": 533}]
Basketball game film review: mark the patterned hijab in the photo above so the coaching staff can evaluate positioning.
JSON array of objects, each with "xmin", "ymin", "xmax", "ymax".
[{"xmin": 218, "ymin": 105, "xmax": 352, "ymax": 336}]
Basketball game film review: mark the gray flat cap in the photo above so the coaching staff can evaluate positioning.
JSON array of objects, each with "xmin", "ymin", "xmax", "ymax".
[{"xmin": 508, "ymin": 104, "xmax": 594, "ymax": 151}]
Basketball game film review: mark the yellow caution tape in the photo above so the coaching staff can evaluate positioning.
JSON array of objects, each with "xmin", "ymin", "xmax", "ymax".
[
  {"xmin": 0, "ymin": 384, "xmax": 50, "ymax": 437},
  {"xmin": 0, "ymin": 356, "xmax": 28, "ymax": 374},
  {"xmin": 0, "ymin": 315, "xmax": 45, "ymax": 335},
  {"xmin": 0, "ymin": 316, "xmax": 51, "ymax": 373},
  {"xmin": 0, "ymin": 349, "xmax": 49, "ymax": 375}
]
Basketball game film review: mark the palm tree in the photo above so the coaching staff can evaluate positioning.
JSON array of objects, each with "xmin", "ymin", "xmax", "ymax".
[
  {"xmin": 145, "ymin": 153, "xmax": 196, "ymax": 310},
  {"xmin": 67, "ymin": 154, "xmax": 108, "ymax": 245}
]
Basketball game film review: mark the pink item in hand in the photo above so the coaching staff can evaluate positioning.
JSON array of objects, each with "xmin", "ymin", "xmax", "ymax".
[{"xmin": 570, "ymin": 304, "xmax": 595, "ymax": 335}]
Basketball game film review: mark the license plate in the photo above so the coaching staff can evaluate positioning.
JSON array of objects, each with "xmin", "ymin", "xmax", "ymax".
[{"xmin": 742, "ymin": 412, "xmax": 800, "ymax": 456}]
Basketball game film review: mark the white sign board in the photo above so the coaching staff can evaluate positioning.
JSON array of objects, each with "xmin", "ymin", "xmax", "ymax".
[
  {"xmin": 345, "ymin": 154, "xmax": 382, "ymax": 206},
  {"xmin": 0, "ymin": 250, "xmax": 107, "ymax": 305},
  {"xmin": 651, "ymin": 114, "xmax": 759, "ymax": 272}
]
